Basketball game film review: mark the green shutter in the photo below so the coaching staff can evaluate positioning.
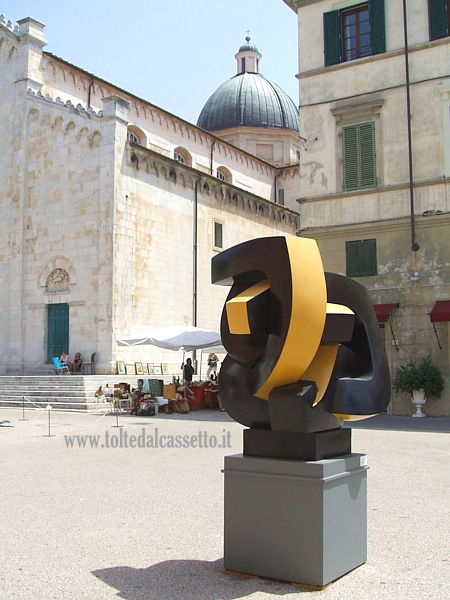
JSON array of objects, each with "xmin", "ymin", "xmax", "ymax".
[
  {"xmin": 346, "ymin": 239, "xmax": 377, "ymax": 277},
  {"xmin": 343, "ymin": 122, "xmax": 376, "ymax": 191},
  {"xmin": 346, "ymin": 241, "xmax": 360, "ymax": 276},
  {"xmin": 324, "ymin": 10, "xmax": 341, "ymax": 66},
  {"xmin": 428, "ymin": 0, "xmax": 449, "ymax": 41},
  {"xmin": 325, "ymin": 2, "xmax": 385, "ymax": 65},
  {"xmin": 369, "ymin": 0, "xmax": 386, "ymax": 55},
  {"xmin": 343, "ymin": 125, "xmax": 359, "ymax": 191},
  {"xmin": 361, "ymin": 239, "xmax": 377, "ymax": 275},
  {"xmin": 359, "ymin": 122, "xmax": 376, "ymax": 188}
]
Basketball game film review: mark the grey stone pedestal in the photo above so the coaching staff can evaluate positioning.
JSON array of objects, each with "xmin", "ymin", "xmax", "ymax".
[{"xmin": 223, "ymin": 453, "xmax": 368, "ymax": 587}]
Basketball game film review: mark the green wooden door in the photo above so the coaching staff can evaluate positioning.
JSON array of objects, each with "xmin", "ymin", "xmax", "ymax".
[{"xmin": 47, "ymin": 303, "xmax": 69, "ymax": 363}]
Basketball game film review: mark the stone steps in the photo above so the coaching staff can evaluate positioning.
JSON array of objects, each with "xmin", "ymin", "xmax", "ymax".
[
  {"xmin": 0, "ymin": 375, "xmax": 145, "ymax": 411},
  {"xmin": 0, "ymin": 397, "xmax": 111, "ymax": 412},
  {"xmin": 0, "ymin": 389, "xmax": 96, "ymax": 396}
]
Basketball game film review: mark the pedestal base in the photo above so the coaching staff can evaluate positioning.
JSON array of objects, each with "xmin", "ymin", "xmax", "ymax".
[
  {"xmin": 223, "ymin": 453, "xmax": 368, "ymax": 587},
  {"xmin": 243, "ymin": 427, "xmax": 351, "ymax": 461}
]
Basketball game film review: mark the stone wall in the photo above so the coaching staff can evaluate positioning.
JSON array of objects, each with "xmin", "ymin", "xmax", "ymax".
[
  {"xmin": 305, "ymin": 217, "xmax": 450, "ymax": 415},
  {"xmin": 0, "ymin": 19, "xmax": 300, "ymax": 373}
]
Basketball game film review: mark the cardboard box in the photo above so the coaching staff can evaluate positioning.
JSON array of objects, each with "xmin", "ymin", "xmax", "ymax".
[{"xmin": 163, "ymin": 383, "xmax": 177, "ymax": 399}]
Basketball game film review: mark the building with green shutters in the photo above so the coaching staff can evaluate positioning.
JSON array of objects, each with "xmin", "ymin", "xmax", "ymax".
[{"xmin": 284, "ymin": 0, "xmax": 450, "ymax": 416}]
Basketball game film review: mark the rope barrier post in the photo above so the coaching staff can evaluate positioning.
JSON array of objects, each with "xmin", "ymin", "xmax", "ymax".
[
  {"xmin": 19, "ymin": 395, "xmax": 28, "ymax": 421},
  {"xmin": 44, "ymin": 404, "xmax": 54, "ymax": 437},
  {"xmin": 112, "ymin": 398, "xmax": 122, "ymax": 428}
]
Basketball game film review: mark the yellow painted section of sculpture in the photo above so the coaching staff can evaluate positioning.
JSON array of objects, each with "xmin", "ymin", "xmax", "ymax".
[
  {"xmin": 256, "ymin": 237, "xmax": 327, "ymax": 400},
  {"xmin": 326, "ymin": 303, "xmax": 354, "ymax": 316},
  {"xmin": 226, "ymin": 280, "xmax": 270, "ymax": 335},
  {"xmin": 300, "ymin": 344, "xmax": 340, "ymax": 406},
  {"xmin": 298, "ymin": 305, "xmax": 354, "ymax": 405}
]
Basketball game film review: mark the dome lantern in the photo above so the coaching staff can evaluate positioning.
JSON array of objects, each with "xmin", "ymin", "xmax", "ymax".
[{"xmin": 235, "ymin": 35, "xmax": 262, "ymax": 75}]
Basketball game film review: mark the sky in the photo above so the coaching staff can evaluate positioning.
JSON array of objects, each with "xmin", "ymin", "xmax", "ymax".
[{"xmin": 2, "ymin": 0, "xmax": 299, "ymax": 125}]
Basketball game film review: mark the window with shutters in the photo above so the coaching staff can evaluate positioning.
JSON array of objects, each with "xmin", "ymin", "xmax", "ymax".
[
  {"xmin": 324, "ymin": 0, "xmax": 385, "ymax": 66},
  {"xmin": 346, "ymin": 239, "xmax": 377, "ymax": 277},
  {"xmin": 343, "ymin": 122, "xmax": 376, "ymax": 191},
  {"xmin": 428, "ymin": 0, "xmax": 449, "ymax": 40},
  {"xmin": 438, "ymin": 80, "xmax": 450, "ymax": 177}
]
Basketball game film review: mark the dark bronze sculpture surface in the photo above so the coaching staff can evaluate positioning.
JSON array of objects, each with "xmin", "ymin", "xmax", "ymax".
[{"xmin": 212, "ymin": 236, "xmax": 390, "ymax": 459}]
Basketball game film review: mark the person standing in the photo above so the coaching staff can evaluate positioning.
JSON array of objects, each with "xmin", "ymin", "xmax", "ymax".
[
  {"xmin": 206, "ymin": 352, "xmax": 219, "ymax": 380},
  {"xmin": 178, "ymin": 357, "xmax": 195, "ymax": 400},
  {"xmin": 181, "ymin": 357, "xmax": 195, "ymax": 384}
]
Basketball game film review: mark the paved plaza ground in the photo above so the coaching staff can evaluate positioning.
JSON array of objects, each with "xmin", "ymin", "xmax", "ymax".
[{"xmin": 0, "ymin": 406, "xmax": 449, "ymax": 599}]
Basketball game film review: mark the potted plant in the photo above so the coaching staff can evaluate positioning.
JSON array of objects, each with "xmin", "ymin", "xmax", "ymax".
[{"xmin": 392, "ymin": 355, "xmax": 445, "ymax": 417}]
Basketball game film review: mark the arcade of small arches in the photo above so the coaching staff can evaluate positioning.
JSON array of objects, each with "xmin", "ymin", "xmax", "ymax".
[
  {"xmin": 22, "ymin": 101, "xmax": 298, "ymax": 229},
  {"xmin": 127, "ymin": 146, "xmax": 299, "ymax": 229},
  {"xmin": 27, "ymin": 78, "xmax": 275, "ymax": 182},
  {"xmin": 41, "ymin": 54, "xmax": 274, "ymax": 179}
]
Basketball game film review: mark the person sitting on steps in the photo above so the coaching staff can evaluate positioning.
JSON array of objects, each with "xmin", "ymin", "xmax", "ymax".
[
  {"xmin": 72, "ymin": 352, "xmax": 83, "ymax": 373},
  {"xmin": 60, "ymin": 351, "xmax": 71, "ymax": 371}
]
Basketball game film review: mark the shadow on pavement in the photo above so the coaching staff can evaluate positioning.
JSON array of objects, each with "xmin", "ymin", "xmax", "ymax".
[
  {"xmin": 116, "ymin": 411, "xmax": 235, "ymax": 424},
  {"xmin": 344, "ymin": 413, "xmax": 450, "ymax": 433},
  {"xmin": 92, "ymin": 559, "xmax": 311, "ymax": 600},
  {"xmin": 114, "ymin": 409, "xmax": 450, "ymax": 430}
]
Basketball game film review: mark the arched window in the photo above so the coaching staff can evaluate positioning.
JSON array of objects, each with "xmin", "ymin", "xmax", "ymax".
[
  {"xmin": 127, "ymin": 130, "xmax": 139, "ymax": 144},
  {"xmin": 216, "ymin": 166, "xmax": 232, "ymax": 183},
  {"xmin": 173, "ymin": 147, "xmax": 192, "ymax": 166},
  {"xmin": 127, "ymin": 126, "xmax": 146, "ymax": 147}
]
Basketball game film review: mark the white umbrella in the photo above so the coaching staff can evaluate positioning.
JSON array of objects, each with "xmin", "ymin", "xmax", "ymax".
[
  {"xmin": 117, "ymin": 324, "xmax": 221, "ymax": 351},
  {"xmin": 116, "ymin": 329, "xmax": 158, "ymax": 347}
]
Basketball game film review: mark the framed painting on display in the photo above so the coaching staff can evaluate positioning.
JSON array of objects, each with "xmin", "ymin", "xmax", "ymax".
[
  {"xmin": 117, "ymin": 361, "xmax": 126, "ymax": 375},
  {"xmin": 135, "ymin": 362, "xmax": 144, "ymax": 375}
]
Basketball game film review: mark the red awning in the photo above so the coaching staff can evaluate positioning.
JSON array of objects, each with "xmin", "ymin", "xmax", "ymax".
[
  {"xmin": 429, "ymin": 300, "xmax": 450, "ymax": 322},
  {"xmin": 373, "ymin": 303, "xmax": 397, "ymax": 323}
]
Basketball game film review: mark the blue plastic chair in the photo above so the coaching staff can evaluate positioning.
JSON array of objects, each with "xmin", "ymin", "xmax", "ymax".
[{"xmin": 52, "ymin": 356, "xmax": 70, "ymax": 375}]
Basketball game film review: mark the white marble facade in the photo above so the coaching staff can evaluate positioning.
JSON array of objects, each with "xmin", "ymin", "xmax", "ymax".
[{"xmin": 0, "ymin": 16, "xmax": 301, "ymax": 373}]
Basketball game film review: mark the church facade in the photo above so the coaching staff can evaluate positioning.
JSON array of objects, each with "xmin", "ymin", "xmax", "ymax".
[{"xmin": 0, "ymin": 16, "xmax": 301, "ymax": 374}]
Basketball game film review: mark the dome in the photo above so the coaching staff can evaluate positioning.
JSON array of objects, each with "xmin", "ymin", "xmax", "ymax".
[
  {"xmin": 239, "ymin": 36, "xmax": 259, "ymax": 53},
  {"xmin": 197, "ymin": 73, "xmax": 299, "ymax": 133},
  {"xmin": 197, "ymin": 37, "xmax": 299, "ymax": 134}
]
